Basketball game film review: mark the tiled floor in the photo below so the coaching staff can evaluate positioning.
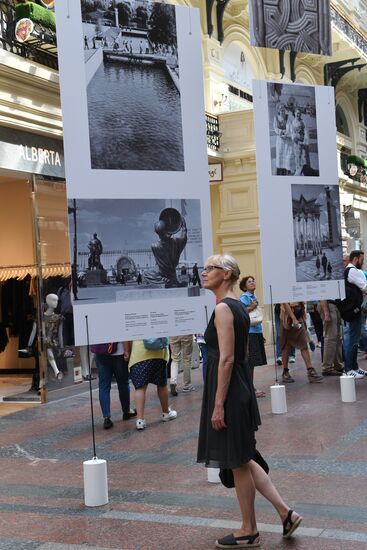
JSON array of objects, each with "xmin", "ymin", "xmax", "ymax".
[
  {"xmin": 0, "ymin": 402, "xmax": 38, "ymax": 417},
  {"xmin": 0, "ymin": 349, "xmax": 367, "ymax": 549}
]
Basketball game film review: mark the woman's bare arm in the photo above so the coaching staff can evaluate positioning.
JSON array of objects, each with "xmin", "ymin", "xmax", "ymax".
[
  {"xmin": 212, "ymin": 302, "xmax": 235, "ymax": 431},
  {"xmin": 123, "ymin": 341, "xmax": 132, "ymax": 362},
  {"xmin": 282, "ymin": 303, "xmax": 298, "ymax": 325}
]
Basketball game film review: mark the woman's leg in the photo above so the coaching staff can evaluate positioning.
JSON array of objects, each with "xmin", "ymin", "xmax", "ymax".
[
  {"xmin": 157, "ymin": 384, "xmax": 169, "ymax": 413},
  {"xmin": 249, "ymin": 460, "xmax": 302, "ymax": 536},
  {"xmin": 282, "ymin": 344, "xmax": 290, "ymax": 370},
  {"xmin": 301, "ymin": 347, "xmax": 323, "ymax": 381},
  {"xmin": 275, "ymin": 310, "xmax": 282, "ymax": 360},
  {"xmin": 300, "ymin": 347, "xmax": 312, "ymax": 369},
  {"xmin": 232, "ymin": 463, "xmax": 258, "ymax": 536},
  {"xmin": 249, "ymin": 461, "xmax": 288, "ymax": 520},
  {"xmin": 134, "ymin": 385, "xmax": 147, "ymax": 419},
  {"xmin": 281, "ymin": 344, "xmax": 295, "ymax": 382}
]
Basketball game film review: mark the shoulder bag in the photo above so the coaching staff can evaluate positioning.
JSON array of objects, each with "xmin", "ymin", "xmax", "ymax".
[
  {"xmin": 249, "ymin": 305, "xmax": 263, "ymax": 326},
  {"xmin": 143, "ymin": 338, "xmax": 169, "ymax": 350}
]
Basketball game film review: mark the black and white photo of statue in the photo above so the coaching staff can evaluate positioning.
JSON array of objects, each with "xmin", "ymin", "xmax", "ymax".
[
  {"xmin": 81, "ymin": 0, "xmax": 184, "ymax": 171},
  {"xmin": 292, "ymin": 184, "xmax": 343, "ymax": 283},
  {"xmin": 144, "ymin": 208, "xmax": 188, "ymax": 288},
  {"xmin": 68, "ymin": 198, "xmax": 204, "ymax": 305},
  {"xmin": 88, "ymin": 232, "xmax": 103, "ymax": 270},
  {"xmin": 250, "ymin": 0, "xmax": 332, "ymax": 55},
  {"xmin": 268, "ymin": 82, "xmax": 319, "ymax": 177}
]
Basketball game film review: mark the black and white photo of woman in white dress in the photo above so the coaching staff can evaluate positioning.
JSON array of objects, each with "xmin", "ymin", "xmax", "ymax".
[{"xmin": 273, "ymin": 102, "xmax": 294, "ymax": 175}]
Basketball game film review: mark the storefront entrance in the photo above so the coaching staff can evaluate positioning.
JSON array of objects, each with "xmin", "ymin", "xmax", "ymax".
[{"xmin": 0, "ymin": 129, "xmax": 97, "ymax": 407}]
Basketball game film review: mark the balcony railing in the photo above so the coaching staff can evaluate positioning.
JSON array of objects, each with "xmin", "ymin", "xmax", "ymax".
[
  {"xmin": 206, "ymin": 113, "xmax": 221, "ymax": 152},
  {"xmin": 331, "ymin": 5, "xmax": 367, "ymax": 57},
  {"xmin": 0, "ymin": 1, "xmax": 58, "ymax": 70}
]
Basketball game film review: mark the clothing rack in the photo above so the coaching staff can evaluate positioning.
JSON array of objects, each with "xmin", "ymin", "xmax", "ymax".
[{"xmin": 0, "ymin": 263, "xmax": 71, "ymax": 281}]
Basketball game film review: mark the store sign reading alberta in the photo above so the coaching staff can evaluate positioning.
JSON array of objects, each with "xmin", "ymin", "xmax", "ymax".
[
  {"xmin": 0, "ymin": 127, "xmax": 64, "ymax": 178},
  {"xmin": 18, "ymin": 144, "xmax": 62, "ymax": 167}
]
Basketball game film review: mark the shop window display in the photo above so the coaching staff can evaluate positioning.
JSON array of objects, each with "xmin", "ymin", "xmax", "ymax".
[{"xmin": 0, "ymin": 176, "xmax": 97, "ymax": 403}]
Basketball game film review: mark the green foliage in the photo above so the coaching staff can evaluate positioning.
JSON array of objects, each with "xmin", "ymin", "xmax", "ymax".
[
  {"xmin": 15, "ymin": 2, "xmax": 56, "ymax": 30},
  {"xmin": 148, "ymin": 3, "xmax": 177, "ymax": 45},
  {"xmin": 347, "ymin": 155, "xmax": 367, "ymax": 168}
]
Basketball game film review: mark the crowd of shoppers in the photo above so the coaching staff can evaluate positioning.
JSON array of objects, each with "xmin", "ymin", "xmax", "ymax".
[{"xmin": 92, "ymin": 249, "xmax": 367, "ymax": 430}]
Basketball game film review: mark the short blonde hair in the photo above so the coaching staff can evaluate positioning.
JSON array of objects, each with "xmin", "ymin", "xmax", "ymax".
[{"xmin": 206, "ymin": 254, "xmax": 240, "ymax": 284}]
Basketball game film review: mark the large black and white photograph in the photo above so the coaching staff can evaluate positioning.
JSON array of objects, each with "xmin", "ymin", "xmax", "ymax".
[
  {"xmin": 253, "ymin": 80, "xmax": 340, "ymax": 303},
  {"xmin": 68, "ymin": 198, "xmax": 204, "ymax": 305},
  {"xmin": 292, "ymin": 184, "xmax": 343, "ymax": 283},
  {"xmin": 82, "ymin": 0, "xmax": 184, "ymax": 171},
  {"xmin": 268, "ymin": 82, "xmax": 319, "ymax": 177},
  {"xmin": 250, "ymin": 0, "xmax": 331, "ymax": 55}
]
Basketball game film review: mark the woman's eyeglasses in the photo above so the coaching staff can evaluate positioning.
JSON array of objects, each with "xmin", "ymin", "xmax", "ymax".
[{"xmin": 202, "ymin": 265, "xmax": 225, "ymax": 273}]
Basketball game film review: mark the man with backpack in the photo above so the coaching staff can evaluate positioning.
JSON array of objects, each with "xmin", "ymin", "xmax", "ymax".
[{"xmin": 341, "ymin": 250, "xmax": 367, "ymax": 378}]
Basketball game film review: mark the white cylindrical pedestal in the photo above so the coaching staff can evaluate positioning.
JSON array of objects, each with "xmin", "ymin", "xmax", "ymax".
[
  {"xmin": 207, "ymin": 467, "xmax": 221, "ymax": 483},
  {"xmin": 270, "ymin": 384, "xmax": 287, "ymax": 414},
  {"xmin": 340, "ymin": 375, "xmax": 356, "ymax": 403},
  {"xmin": 83, "ymin": 458, "xmax": 108, "ymax": 507}
]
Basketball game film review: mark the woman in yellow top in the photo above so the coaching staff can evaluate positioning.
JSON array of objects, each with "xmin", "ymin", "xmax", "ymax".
[{"xmin": 125, "ymin": 339, "xmax": 177, "ymax": 431}]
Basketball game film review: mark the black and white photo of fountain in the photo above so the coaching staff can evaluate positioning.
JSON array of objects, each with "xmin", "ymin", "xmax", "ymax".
[{"xmin": 81, "ymin": 0, "xmax": 184, "ymax": 171}]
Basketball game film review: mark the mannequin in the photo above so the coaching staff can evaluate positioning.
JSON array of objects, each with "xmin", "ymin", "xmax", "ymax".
[
  {"xmin": 43, "ymin": 294, "xmax": 64, "ymax": 381},
  {"xmin": 79, "ymin": 345, "xmax": 96, "ymax": 380}
]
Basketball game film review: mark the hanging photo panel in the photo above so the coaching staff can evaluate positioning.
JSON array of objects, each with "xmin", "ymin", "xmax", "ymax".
[
  {"xmin": 249, "ymin": 0, "xmax": 332, "ymax": 56},
  {"xmin": 55, "ymin": 1, "xmax": 214, "ymax": 344},
  {"xmin": 69, "ymin": 197, "xmax": 212, "ymax": 345},
  {"xmin": 55, "ymin": 0, "xmax": 209, "ymax": 199},
  {"xmin": 253, "ymin": 80, "xmax": 343, "ymax": 303}
]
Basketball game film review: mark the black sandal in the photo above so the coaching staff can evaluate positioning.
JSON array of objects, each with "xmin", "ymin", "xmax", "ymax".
[
  {"xmin": 215, "ymin": 532, "xmax": 260, "ymax": 548},
  {"xmin": 282, "ymin": 509, "xmax": 302, "ymax": 538}
]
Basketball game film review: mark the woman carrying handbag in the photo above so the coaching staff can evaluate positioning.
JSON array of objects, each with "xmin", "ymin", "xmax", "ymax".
[{"xmin": 240, "ymin": 276, "xmax": 267, "ymax": 398}]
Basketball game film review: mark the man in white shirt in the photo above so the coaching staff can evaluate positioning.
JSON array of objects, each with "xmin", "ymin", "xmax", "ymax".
[{"xmin": 344, "ymin": 250, "xmax": 367, "ymax": 378}]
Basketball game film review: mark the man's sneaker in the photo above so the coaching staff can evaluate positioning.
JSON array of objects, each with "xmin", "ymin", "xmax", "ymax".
[
  {"xmin": 281, "ymin": 369, "xmax": 294, "ymax": 383},
  {"xmin": 136, "ymin": 419, "xmax": 146, "ymax": 431},
  {"xmin": 276, "ymin": 356, "xmax": 282, "ymax": 366},
  {"xmin": 170, "ymin": 383, "xmax": 178, "ymax": 396},
  {"xmin": 346, "ymin": 370, "xmax": 364, "ymax": 379},
  {"xmin": 307, "ymin": 368, "xmax": 323, "ymax": 383},
  {"xmin": 103, "ymin": 417, "xmax": 113, "ymax": 430},
  {"xmin": 289, "ymin": 356, "xmax": 296, "ymax": 364},
  {"xmin": 182, "ymin": 385, "xmax": 195, "ymax": 392},
  {"xmin": 356, "ymin": 368, "xmax": 367, "ymax": 377},
  {"xmin": 162, "ymin": 407, "xmax": 177, "ymax": 422}
]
